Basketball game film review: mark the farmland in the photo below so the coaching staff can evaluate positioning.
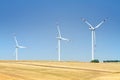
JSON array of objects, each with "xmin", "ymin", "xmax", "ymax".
[{"xmin": 0, "ymin": 61, "xmax": 120, "ymax": 80}]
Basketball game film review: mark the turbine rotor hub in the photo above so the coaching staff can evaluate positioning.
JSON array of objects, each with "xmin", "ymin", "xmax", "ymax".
[{"xmin": 89, "ymin": 27, "xmax": 95, "ymax": 31}]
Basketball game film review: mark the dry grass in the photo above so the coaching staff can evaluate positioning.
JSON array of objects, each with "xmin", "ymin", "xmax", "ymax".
[{"xmin": 0, "ymin": 61, "xmax": 120, "ymax": 80}]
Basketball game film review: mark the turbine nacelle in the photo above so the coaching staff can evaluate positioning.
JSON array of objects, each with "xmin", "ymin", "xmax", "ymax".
[
  {"xmin": 16, "ymin": 46, "xmax": 19, "ymax": 48},
  {"xmin": 89, "ymin": 27, "xmax": 95, "ymax": 31},
  {"xmin": 16, "ymin": 46, "xmax": 26, "ymax": 49},
  {"xmin": 56, "ymin": 37, "xmax": 69, "ymax": 41}
]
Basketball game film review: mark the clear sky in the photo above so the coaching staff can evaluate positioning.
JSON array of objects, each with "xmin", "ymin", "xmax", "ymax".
[{"xmin": 0, "ymin": 0, "xmax": 120, "ymax": 62}]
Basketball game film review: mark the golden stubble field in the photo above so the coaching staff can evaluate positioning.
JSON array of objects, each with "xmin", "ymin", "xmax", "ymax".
[{"xmin": 0, "ymin": 61, "xmax": 120, "ymax": 80}]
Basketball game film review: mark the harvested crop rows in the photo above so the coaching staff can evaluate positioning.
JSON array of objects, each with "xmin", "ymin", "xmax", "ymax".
[{"xmin": 0, "ymin": 61, "xmax": 120, "ymax": 80}]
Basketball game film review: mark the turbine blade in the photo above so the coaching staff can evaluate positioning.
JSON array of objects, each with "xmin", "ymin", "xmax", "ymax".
[
  {"xmin": 18, "ymin": 46, "xmax": 26, "ymax": 48},
  {"xmin": 61, "ymin": 37, "xmax": 69, "ymax": 41},
  {"xmin": 95, "ymin": 18, "xmax": 107, "ymax": 29},
  {"xmin": 14, "ymin": 36, "xmax": 19, "ymax": 46},
  {"xmin": 81, "ymin": 18, "xmax": 94, "ymax": 29},
  {"xmin": 57, "ymin": 24, "xmax": 61, "ymax": 37}
]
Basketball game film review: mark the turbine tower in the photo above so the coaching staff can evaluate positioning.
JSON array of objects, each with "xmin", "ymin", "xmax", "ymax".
[
  {"xmin": 14, "ymin": 35, "xmax": 26, "ymax": 61},
  {"xmin": 82, "ymin": 18, "xmax": 107, "ymax": 60},
  {"xmin": 56, "ymin": 23, "xmax": 69, "ymax": 61}
]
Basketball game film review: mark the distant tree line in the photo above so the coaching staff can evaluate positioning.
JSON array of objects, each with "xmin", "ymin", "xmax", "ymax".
[
  {"xmin": 103, "ymin": 60, "xmax": 120, "ymax": 63},
  {"xmin": 91, "ymin": 59, "xmax": 99, "ymax": 63}
]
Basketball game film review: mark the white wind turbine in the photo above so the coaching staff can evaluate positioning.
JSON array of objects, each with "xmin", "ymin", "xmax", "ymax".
[
  {"xmin": 82, "ymin": 18, "xmax": 107, "ymax": 60},
  {"xmin": 56, "ymin": 24, "xmax": 69, "ymax": 61},
  {"xmin": 14, "ymin": 35, "xmax": 26, "ymax": 61}
]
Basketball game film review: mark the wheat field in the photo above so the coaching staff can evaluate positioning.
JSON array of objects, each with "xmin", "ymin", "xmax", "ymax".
[{"xmin": 0, "ymin": 61, "xmax": 120, "ymax": 80}]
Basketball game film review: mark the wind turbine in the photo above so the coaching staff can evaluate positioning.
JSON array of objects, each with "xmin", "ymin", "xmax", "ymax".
[
  {"xmin": 14, "ymin": 35, "xmax": 26, "ymax": 61},
  {"xmin": 82, "ymin": 18, "xmax": 107, "ymax": 60},
  {"xmin": 56, "ymin": 23, "xmax": 69, "ymax": 61}
]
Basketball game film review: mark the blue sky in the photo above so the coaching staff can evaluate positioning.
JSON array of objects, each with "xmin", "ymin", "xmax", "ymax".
[{"xmin": 0, "ymin": 0, "xmax": 120, "ymax": 61}]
